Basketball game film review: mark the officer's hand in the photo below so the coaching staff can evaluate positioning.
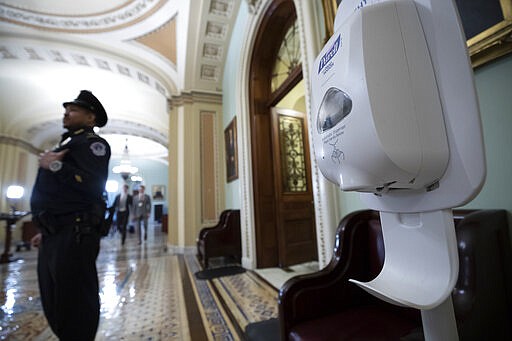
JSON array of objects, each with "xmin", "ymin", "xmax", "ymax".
[
  {"xmin": 38, "ymin": 149, "xmax": 69, "ymax": 169},
  {"xmin": 31, "ymin": 233, "xmax": 42, "ymax": 248}
]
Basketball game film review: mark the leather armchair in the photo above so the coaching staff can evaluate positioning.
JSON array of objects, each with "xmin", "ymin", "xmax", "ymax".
[
  {"xmin": 279, "ymin": 209, "xmax": 512, "ymax": 340},
  {"xmin": 196, "ymin": 209, "xmax": 241, "ymax": 268}
]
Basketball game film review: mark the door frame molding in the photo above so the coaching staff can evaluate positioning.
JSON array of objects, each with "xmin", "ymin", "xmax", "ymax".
[
  {"xmin": 249, "ymin": 0, "xmax": 298, "ymax": 268},
  {"xmin": 237, "ymin": 0, "xmax": 341, "ymax": 270}
]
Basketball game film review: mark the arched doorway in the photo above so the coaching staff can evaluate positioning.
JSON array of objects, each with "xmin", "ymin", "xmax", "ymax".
[{"xmin": 249, "ymin": 0, "xmax": 317, "ymax": 268}]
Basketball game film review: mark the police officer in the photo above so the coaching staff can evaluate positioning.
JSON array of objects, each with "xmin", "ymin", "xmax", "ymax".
[{"xmin": 30, "ymin": 90, "xmax": 111, "ymax": 341}]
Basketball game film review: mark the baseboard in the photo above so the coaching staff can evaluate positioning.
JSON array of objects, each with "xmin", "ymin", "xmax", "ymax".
[{"xmin": 167, "ymin": 245, "xmax": 196, "ymax": 255}]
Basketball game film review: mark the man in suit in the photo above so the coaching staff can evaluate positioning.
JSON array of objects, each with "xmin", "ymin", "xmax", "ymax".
[
  {"xmin": 132, "ymin": 185, "xmax": 151, "ymax": 244},
  {"xmin": 112, "ymin": 184, "xmax": 132, "ymax": 245}
]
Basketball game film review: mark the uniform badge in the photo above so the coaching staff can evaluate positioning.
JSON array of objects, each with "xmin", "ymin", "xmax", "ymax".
[
  {"xmin": 90, "ymin": 142, "xmax": 107, "ymax": 156},
  {"xmin": 60, "ymin": 137, "xmax": 72, "ymax": 146}
]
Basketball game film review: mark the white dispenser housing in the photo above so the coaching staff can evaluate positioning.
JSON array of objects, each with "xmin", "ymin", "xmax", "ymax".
[
  {"xmin": 310, "ymin": 0, "xmax": 486, "ymax": 339},
  {"xmin": 312, "ymin": 0, "xmax": 485, "ymax": 212},
  {"xmin": 313, "ymin": 0, "xmax": 449, "ymax": 193}
]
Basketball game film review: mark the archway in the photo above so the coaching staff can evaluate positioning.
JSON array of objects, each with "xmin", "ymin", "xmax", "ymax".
[{"xmin": 248, "ymin": 0, "xmax": 317, "ymax": 268}]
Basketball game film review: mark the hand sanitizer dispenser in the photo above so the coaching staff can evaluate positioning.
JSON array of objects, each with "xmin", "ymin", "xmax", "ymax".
[
  {"xmin": 313, "ymin": 0, "xmax": 449, "ymax": 193},
  {"xmin": 311, "ymin": 0, "xmax": 486, "ymax": 339}
]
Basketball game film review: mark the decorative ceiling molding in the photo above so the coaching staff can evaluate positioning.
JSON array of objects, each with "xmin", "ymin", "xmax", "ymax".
[
  {"xmin": 99, "ymin": 118, "xmax": 168, "ymax": 147},
  {"xmin": 205, "ymin": 21, "xmax": 228, "ymax": 40},
  {"xmin": 169, "ymin": 91, "xmax": 223, "ymax": 110},
  {"xmin": 0, "ymin": 134, "xmax": 42, "ymax": 154},
  {"xmin": 245, "ymin": 0, "xmax": 263, "ymax": 14},
  {"xmin": 26, "ymin": 120, "xmax": 60, "ymax": 138},
  {"xmin": 0, "ymin": 0, "xmax": 166, "ymax": 33},
  {"xmin": 23, "ymin": 117, "xmax": 168, "ymax": 155},
  {"xmin": 0, "ymin": 0, "xmax": 236, "ymax": 154},
  {"xmin": 201, "ymin": 64, "xmax": 219, "ymax": 81},
  {"xmin": 203, "ymin": 42, "xmax": 223, "ymax": 61},
  {"xmin": 0, "ymin": 42, "xmax": 169, "ymax": 96},
  {"xmin": 210, "ymin": 0, "xmax": 235, "ymax": 17},
  {"xmin": 197, "ymin": 0, "xmax": 237, "ymax": 85}
]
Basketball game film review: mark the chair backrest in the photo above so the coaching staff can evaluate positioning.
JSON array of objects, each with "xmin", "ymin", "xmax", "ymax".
[
  {"xmin": 332, "ymin": 210, "xmax": 384, "ymax": 283},
  {"xmin": 218, "ymin": 209, "xmax": 232, "ymax": 225},
  {"xmin": 355, "ymin": 209, "xmax": 512, "ymax": 339},
  {"xmin": 451, "ymin": 209, "xmax": 512, "ymax": 340},
  {"xmin": 219, "ymin": 209, "xmax": 241, "ymax": 243},
  {"xmin": 367, "ymin": 218, "xmax": 385, "ymax": 278}
]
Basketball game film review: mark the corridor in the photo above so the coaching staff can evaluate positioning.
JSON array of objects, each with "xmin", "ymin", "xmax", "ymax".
[{"xmin": 0, "ymin": 225, "xmax": 279, "ymax": 340}]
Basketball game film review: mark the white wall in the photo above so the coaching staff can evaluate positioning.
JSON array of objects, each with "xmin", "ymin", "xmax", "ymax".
[{"xmin": 463, "ymin": 55, "xmax": 512, "ymax": 212}]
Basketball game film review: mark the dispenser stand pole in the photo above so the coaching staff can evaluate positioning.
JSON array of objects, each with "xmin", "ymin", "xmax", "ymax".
[{"xmin": 421, "ymin": 296, "xmax": 459, "ymax": 340}]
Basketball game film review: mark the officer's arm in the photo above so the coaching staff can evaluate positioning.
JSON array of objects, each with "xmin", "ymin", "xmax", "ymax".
[{"xmin": 55, "ymin": 138, "xmax": 110, "ymax": 193}]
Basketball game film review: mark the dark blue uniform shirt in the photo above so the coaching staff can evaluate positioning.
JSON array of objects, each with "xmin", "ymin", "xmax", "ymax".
[{"xmin": 30, "ymin": 126, "xmax": 111, "ymax": 216}]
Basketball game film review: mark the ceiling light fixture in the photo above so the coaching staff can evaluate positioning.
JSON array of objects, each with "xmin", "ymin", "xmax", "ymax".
[{"xmin": 112, "ymin": 139, "xmax": 139, "ymax": 181}]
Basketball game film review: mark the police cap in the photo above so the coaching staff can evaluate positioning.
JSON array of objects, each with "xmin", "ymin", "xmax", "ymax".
[{"xmin": 63, "ymin": 90, "xmax": 108, "ymax": 127}]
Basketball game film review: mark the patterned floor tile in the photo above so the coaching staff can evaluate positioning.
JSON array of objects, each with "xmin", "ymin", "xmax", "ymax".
[
  {"xmin": 1, "ymin": 228, "xmax": 189, "ymax": 341},
  {"xmin": 184, "ymin": 254, "xmax": 280, "ymax": 334},
  {"xmin": 184, "ymin": 254, "xmax": 238, "ymax": 340},
  {"xmin": 212, "ymin": 271, "xmax": 278, "ymax": 329},
  {"xmin": 2, "ymin": 228, "xmax": 283, "ymax": 341}
]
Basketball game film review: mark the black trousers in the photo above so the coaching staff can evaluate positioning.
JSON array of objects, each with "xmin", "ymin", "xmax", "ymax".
[
  {"xmin": 38, "ymin": 227, "xmax": 100, "ymax": 341},
  {"xmin": 117, "ymin": 210, "xmax": 129, "ymax": 244},
  {"xmin": 136, "ymin": 215, "xmax": 148, "ymax": 243}
]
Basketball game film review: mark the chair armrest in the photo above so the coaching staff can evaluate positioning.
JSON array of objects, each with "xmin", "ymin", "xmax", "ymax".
[
  {"xmin": 278, "ymin": 210, "xmax": 381, "ymax": 339},
  {"xmin": 198, "ymin": 210, "xmax": 232, "ymax": 240},
  {"xmin": 198, "ymin": 226, "xmax": 217, "ymax": 240},
  {"xmin": 202, "ymin": 210, "xmax": 241, "ymax": 243}
]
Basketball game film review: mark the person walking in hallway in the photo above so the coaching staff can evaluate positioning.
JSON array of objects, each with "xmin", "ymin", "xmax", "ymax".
[
  {"xmin": 133, "ymin": 184, "xmax": 151, "ymax": 244},
  {"xmin": 112, "ymin": 184, "xmax": 133, "ymax": 245},
  {"xmin": 30, "ymin": 90, "xmax": 111, "ymax": 341}
]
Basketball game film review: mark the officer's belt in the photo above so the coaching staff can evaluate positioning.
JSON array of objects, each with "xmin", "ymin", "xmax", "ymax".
[
  {"xmin": 53, "ymin": 212, "xmax": 89, "ymax": 226},
  {"xmin": 36, "ymin": 211, "xmax": 94, "ymax": 235}
]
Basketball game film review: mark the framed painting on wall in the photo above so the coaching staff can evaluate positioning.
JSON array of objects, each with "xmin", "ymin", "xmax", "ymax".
[
  {"xmin": 152, "ymin": 185, "xmax": 165, "ymax": 201},
  {"xmin": 321, "ymin": 0, "xmax": 512, "ymax": 68},
  {"xmin": 224, "ymin": 117, "xmax": 238, "ymax": 182}
]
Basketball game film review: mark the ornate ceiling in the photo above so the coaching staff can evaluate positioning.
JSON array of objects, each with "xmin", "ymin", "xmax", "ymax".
[{"xmin": 0, "ymin": 0, "xmax": 239, "ymax": 158}]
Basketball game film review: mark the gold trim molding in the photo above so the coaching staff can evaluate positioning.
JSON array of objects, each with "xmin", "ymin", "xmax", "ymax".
[
  {"xmin": 467, "ymin": 0, "xmax": 512, "ymax": 68},
  {"xmin": 321, "ymin": 0, "xmax": 337, "ymax": 43},
  {"xmin": 322, "ymin": 0, "xmax": 512, "ymax": 69}
]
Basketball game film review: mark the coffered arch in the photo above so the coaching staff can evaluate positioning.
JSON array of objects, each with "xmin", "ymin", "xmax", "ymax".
[{"xmin": 0, "ymin": 0, "xmax": 240, "ymax": 157}]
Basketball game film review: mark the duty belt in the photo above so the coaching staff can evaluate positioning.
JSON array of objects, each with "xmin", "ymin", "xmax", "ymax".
[{"xmin": 35, "ymin": 211, "xmax": 96, "ymax": 236}]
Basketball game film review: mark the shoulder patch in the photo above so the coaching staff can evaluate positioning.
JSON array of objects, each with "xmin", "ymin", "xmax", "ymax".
[{"xmin": 90, "ymin": 141, "xmax": 107, "ymax": 156}]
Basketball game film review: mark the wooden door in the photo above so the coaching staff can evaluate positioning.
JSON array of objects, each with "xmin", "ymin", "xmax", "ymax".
[{"xmin": 271, "ymin": 107, "xmax": 317, "ymax": 267}]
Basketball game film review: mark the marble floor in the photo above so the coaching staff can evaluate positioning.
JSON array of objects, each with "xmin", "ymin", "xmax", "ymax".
[{"xmin": 0, "ymin": 224, "xmax": 318, "ymax": 340}]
